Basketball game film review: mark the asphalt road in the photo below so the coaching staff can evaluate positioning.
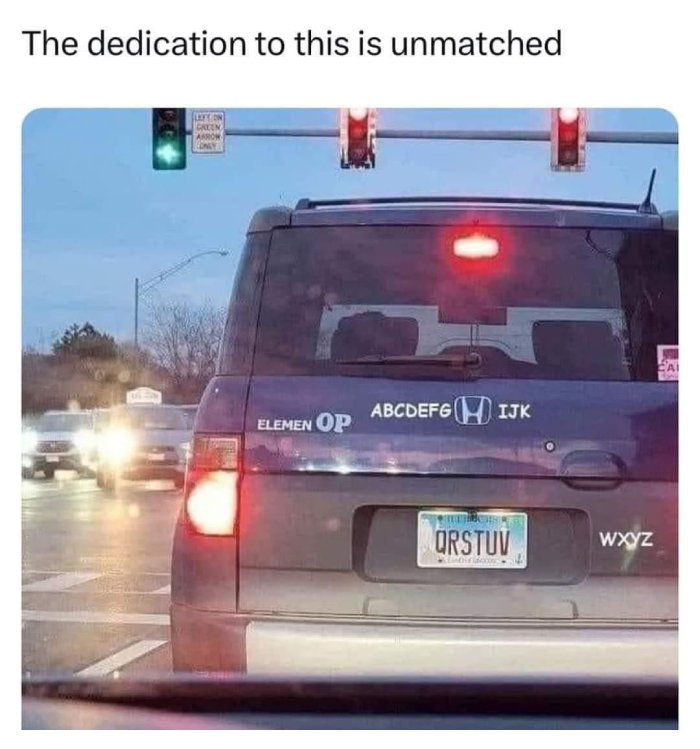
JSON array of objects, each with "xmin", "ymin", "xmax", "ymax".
[{"xmin": 22, "ymin": 471, "xmax": 181, "ymax": 676}]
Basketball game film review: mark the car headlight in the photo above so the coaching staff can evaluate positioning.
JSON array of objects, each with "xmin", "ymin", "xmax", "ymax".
[
  {"xmin": 74, "ymin": 429, "xmax": 95, "ymax": 452},
  {"xmin": 100, "ymin": 428, "xmax": 136, "ymax": 465},
  {"xmin": 22, "ymin": 430, "xmax": 38, "ymax": 453}
]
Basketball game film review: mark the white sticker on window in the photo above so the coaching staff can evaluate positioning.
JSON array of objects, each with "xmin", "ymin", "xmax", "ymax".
[{"xmin": 657, "ymin": 345, "xmax": 679, "ymax": 381}]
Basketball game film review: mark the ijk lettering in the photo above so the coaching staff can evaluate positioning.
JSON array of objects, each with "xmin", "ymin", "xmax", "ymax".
[{"xmin": 497, "ymin": 403, "xmax": 531, "ymax": 420}]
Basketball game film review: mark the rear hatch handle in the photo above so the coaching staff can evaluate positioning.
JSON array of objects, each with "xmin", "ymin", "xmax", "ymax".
[{"xmin": 560, "ymin": 450, "xmax": 627, "ymax": 490}]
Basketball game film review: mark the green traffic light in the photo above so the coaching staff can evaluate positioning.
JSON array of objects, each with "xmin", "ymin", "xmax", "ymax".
[
  {"xmin": 152, "ymin": 108, "xmax": 187, "ymax": 170},
  {"xmin": 155, "ymin": 141, "xmax": 184, "ymax": 168}
]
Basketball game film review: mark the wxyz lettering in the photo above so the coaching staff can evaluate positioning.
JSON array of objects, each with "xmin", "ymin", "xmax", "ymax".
[{"xmin": 598, "ymin": 531, "xmax": 654, "ymax": 548}]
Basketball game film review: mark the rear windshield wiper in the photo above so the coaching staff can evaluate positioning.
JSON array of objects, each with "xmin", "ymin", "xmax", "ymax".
[{"xmin": 335, "ymin": 353, "xmax": 483, "ymax": 368}]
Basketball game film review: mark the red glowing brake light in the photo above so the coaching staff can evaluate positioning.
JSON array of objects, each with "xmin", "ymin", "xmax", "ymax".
[
  {"xmin": 186, "ymin": 471, "xmax": 238, "ymax": 536},
  {"xmin": 185, "ymin": 435, "xmax": 240, "ymax": 536},
  {"xmin": 453, "ymin": 234, "xmax": 500, "ymax": 259}
]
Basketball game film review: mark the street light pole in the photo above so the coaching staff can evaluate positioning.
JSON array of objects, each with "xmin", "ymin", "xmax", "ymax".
[
  {"xmin": 132, "ymin": 250, "xmax": 229, "ymax": 348},
  {"xmin": 134, "ymin": 277, "xmax": 140, "ymax": 348}
]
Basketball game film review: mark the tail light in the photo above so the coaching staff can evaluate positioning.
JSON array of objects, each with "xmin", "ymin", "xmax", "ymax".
[
  {"xmin": 185, "ymin": 435, "xmax": 240, "ymax": 536},
  {"xmin": 186, "ymin": 472, "xmax": 238, "ymax": 536}
]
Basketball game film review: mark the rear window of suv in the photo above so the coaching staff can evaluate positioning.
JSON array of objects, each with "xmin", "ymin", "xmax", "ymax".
[{"xmin": 225, "ymin": 224, "xmax": 677, "ymax": 382}]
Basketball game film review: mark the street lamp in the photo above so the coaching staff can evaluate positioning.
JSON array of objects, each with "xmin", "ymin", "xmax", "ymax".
[{"xmin": 133, "ymin": 250, "xmax": 229, "ymax": 347}]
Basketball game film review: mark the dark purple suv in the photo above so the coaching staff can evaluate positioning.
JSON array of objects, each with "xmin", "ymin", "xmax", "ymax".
[{"xmin": 171, "ymin": 197, "xmax": 678, "ymax": 679}]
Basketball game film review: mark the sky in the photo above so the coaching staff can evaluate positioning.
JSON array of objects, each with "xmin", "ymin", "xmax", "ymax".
[{"xmin": 22, "ymin": 108, "xmax": 678, "ymax": 350}]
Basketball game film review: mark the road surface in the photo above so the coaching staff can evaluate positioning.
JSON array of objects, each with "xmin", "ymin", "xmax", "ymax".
[{"xmin": 22, "ymin": 472, "xmax": 180, "ymax": 676}]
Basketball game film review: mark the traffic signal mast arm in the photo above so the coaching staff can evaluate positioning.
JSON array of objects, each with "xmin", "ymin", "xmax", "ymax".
[
  {"xmin": 179, "ymin": 126, "xmax": 677, "ymax": 144},
  {"xmin": 151, "ymin": 108, "xmax": 677, "ymax": 172}
]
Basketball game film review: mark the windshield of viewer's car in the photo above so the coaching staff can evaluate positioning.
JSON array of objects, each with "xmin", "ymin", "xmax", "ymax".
[{"xmin": 21, "ymin": 108, "xmax": 678, "ymax": 694}]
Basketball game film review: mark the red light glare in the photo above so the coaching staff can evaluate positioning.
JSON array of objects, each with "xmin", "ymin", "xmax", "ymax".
[
  {"xmin": 453, "ymin": 234, "xmax": 500, "ymax": 259},
  {"xmin": 349, "ymin": 122, "xmax": 367, "ymax": 137},
  {"xmin": 558, "ymin": 108, "xmax": 580, "ymax": 125},
  {"xmin": 186, "ymin": 471, "xmax": 237, "ymax": 535}
]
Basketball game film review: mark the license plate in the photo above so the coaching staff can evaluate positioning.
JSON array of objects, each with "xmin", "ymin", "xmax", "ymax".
[
  {"xmin": 148, "ymin": 453, "xmax": 166, "ymax": 462},
  {"xmin": 45, "ymin": 456, "xmax": 60, "ymax": 463},
  {"xmin": 417, "ymin": 510, "xmax": 528, "ymax": 569}
]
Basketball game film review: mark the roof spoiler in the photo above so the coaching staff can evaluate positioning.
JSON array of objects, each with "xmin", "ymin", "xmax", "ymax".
[{"xmin": 295, "ymin": 196, "xmax": 644, "ymax": 211}]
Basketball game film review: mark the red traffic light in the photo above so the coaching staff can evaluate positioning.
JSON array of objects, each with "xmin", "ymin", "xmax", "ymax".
[
  {"xmin": 340, "ymin": 108, "xmax": 377, "ymax": 169},
  {"xmin": 348, "ymin": 108, "xmax": 369, "ymax": 120},
  {"xmin": 551, "ymin": 108, "xmax": 586, "ymax": 172},
  {"xmin": 557, "ymin": 108, "xmax": 580, "ymax": 125}
]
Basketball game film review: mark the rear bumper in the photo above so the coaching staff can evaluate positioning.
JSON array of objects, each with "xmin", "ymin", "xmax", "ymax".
[
  {"xmin": 170, "ymin": 603, "xmax": 677, "ymax": 680},
  {"xmin": 103, "ymin": 460, "xmax": 184, "ymax": 481}
]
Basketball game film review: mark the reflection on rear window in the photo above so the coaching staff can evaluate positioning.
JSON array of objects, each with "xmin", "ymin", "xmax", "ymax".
[{"xmin": 246, "ymin": 225, "xmax": 677, "ymax": 381}]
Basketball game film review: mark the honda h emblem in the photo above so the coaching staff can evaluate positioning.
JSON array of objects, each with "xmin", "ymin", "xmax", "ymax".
[{"xmin": 453, "ymin": 396, "xmax": 493, "ymax": 426}]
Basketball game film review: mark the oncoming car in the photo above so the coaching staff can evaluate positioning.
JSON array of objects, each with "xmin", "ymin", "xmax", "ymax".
[
  {"xmin": 22, "ymin": 409, "xmax": 96, "ymax": 479},
  {"xmin": 171, "ymin": 196, "xmax": 678, "ymax": 677},
  {"xmin": 95, "ymin": 404, "xmax": 190, "ymax": 491}
]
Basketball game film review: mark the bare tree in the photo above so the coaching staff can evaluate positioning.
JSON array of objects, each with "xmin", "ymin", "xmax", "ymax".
[{"xmin": 142, "ymin": 299, "xmax": 225, "ymax": 401}]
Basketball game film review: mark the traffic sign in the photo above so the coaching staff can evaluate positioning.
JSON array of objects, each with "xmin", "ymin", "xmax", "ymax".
[
  {"xmin": 126, "ymin": 387, "xmax": 162, "ymax": 405},
  {"xmin": 192, "ymin": 111, "xmax": 225, "ymax": 154}
]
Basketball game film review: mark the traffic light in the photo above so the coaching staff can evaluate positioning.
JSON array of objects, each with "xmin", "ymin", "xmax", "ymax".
[
  {"xmin": 551, "ymin": 108, "xmax": 586, "ymax": 171},
  {"xmin": 152, "ymin": 108, "xmax": 187, "ymax": 170},
  {"xmin": 340, "ymin": 108, "xmax": 377, "ymax": 169}
]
